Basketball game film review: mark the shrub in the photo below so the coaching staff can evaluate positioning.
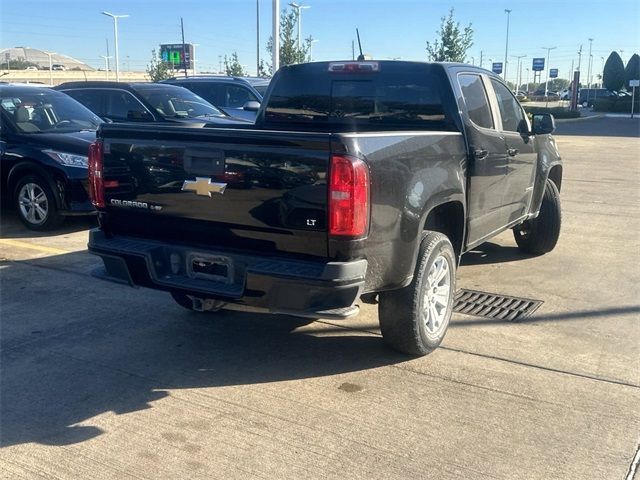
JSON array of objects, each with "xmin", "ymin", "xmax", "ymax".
[
  {"xmin": 593, "ymin": 96, "xmax": 640, "ymax": 112},
  {"xmin": 523, "ymin": 106, "xmax": 580, "ymax": 119}
]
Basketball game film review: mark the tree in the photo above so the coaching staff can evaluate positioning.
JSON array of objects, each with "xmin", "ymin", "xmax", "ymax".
[
  {"xmin": 264, "ymin": 8, "xmax": 312, "ymax": 74},
  {"xmin": 603, "ymin": 52, "xmax": 625, "ymax": 92},
  {"xmin": 426, "ymin": 8, "xmax": 473, "ymax": 62},
  {"xmin": 5, "ymin": 58, "xmax": 39, "ymax": 70},
  {"xmin": 624, "ymin": 53, "xmax": 640, "ymax": 90},
  {"xmin": 224, "ymin": 52, "xmax": 246, "ymax": 76},
  {"xmin": 146, "ymin": 49, "xmax": 172, "ymax": 82}
]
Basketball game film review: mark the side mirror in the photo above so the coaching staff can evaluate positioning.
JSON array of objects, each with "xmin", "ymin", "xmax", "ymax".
[
  {"xmin": 532, "ymin": 113, "xmax": 555, "ymax": 135},
  {"xmin": 126, "ymin": 110, "xmax": 153, "ymax": 121},
  {"xmin": 242, "ymin": 101, "xmax": 261, "ymax": 112}
]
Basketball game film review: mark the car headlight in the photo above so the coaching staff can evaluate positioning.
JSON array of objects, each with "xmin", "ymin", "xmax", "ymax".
[{"xmin": 44, "ymin": 150, "xmax": 88, "ymax": 168}]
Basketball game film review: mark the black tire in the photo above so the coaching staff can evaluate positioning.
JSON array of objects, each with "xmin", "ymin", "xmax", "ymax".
[
  {"xmin": 378, "ymin": 232, "xmax": 456, "ymax": 356},
  {"xmin": 513, "ymin": 178, "xmax": 561, "ymax": 254},
  {"xmin": 13, "ymin": 174, "xmax": 64, "ymax": 231},
  {"xmin": 170, "ymin": 292, "xmax": 225, "ymax": 313}
]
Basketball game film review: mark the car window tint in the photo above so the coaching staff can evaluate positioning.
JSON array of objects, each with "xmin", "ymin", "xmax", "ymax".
[
  {"xmin": 225, "ymin": 86, "xmax": 257, "ymax": 108},
  {"xmin": 104, "ymin": 90, "xmax": 145, "ymax": 120},
  {"xmin": 490, "ymin": 79, "xmax": 526, "ymax": 132},
  {"xmin": 64, "ymin": 89, "xmax": 104, "ymax": 116},
  {"xmin": 458, "ymin": 74, "xmax": 493, "ymax": 129}
]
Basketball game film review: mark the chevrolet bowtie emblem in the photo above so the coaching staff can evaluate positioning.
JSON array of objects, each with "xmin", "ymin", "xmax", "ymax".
[{"xmin": 181, "ymin": 177, "xmax": 227, "ymax": 197}]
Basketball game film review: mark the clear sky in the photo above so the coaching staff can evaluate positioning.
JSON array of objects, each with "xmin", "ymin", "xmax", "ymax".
[{"xmin": 1, "ymin": 0, "xmax": 639, "ymax": 84}]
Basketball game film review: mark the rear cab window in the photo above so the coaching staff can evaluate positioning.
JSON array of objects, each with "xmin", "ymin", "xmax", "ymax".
[
  {"xmin": 262, "ymin": 62, "xmax": 456, "ymax": 132},
  {"xmin": 457, "ymin": 74, "xmax": 494, "ymax": 129}
]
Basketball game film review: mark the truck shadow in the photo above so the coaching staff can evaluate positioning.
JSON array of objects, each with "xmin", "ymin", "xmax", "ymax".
[
  {"xmin": 460, "ymin": 242, "xmax": 535, "ymax": 266},
  {"xmin": 0, "ymin": 251, "xmax": 409, "ymax": 448},
  {"xmin": 0, "ymin": 206, "xmax": 96, "ymax": 239}
]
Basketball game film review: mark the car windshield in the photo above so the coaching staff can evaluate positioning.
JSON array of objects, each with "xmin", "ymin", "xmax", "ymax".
[
  {"xmin": 253, "ymin": 84, "xmax": 268, "ymax": 97},
  {"xmin": 0, "ymin": 89, "xmax": 102, "ymax": 134},
  {"xmin": 136, "ymin": 86, "xmax": 225, "ymax": 119}
]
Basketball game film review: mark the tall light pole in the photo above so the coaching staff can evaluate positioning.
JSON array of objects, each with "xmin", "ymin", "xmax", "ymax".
[
  {"xmin": 273, "ymin": 0, "xmax": 280, "ymax": 72},
  {"xmin": 470, "ymin": 56, "xmax": 475, "ymax": 66},
  {"xmin": 525, "ymin": 67, "xmax": 530, "ymax": 93},
  {"xmin": 503, "ymin": 9, "xmax": 512, "ymax": 80},
  {"xmin": 600, "ymin": 56, "xmax": 605, "ymax": 88},
  {"xmin": 511, "ymin": 54, "xmax": 526, "ymax": 90},
  {"xmin": 100, "ymin": 55, "xmax": 112, "ymax": 80},
  {"xmin": 256, "ymin": 0, "xmax": 260, "ymax": 75},
  {"xmin": 586, "ymin": 38, "xmax": 593, "ymax": 89},
  {"xmin": 309, "ymin": 38, "xmax": 318, "ymax": 61},
  {"xmin": 542, "ymin": 46, "xmax": 556, "ymax": 105},
  {"xmin": 192, "ymin": 44, "xmax": 199, "ymax": 75},
  {"xmin": 45, "ymin": 51, "xmax": 56, "ymax": 85},
  {"xmin": 102, "ymin": 11, "xmax": 129, "ymax": 82},
  {"xmin": 288, "ymin": 2, "xmax": 310, "ymax": 52}
]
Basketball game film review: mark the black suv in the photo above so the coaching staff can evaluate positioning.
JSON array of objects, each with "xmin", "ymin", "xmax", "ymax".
[
  {"xmin": 162, "ymin": 76, "xmax": 270, "ymax": 121},
  {"xmin": 54, "ymin": 81, "xmax": 245, "ymax": 125},
  {"xmin": 0, "ymin": 85, "xmax": 101, "ymax": 229}
]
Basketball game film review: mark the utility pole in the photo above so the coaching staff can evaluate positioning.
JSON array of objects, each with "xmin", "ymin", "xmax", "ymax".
[
  {"xmin": 577, "ymin": 44, "xmax": 583, "ymax": 71},
  {"xmin": 192, "ymin": 44, "xmax": 199, "ymax": 75},
  {"xmin": 351, "ymin": 40, "xmax": 355, "ymax": 60},
  {"xmin": 542, "ymin": 46, "xmax": 556, "ymax": 105},
  {"xmin": 101, "ymin": 55, "xmax": 112, "ymax": 80},
  {"xmin": 309, "ymin": 38, "xmax": 318, "ymax": 61},
  {"xmin": 525, "ymin": 68, "xmax": 530, "ymax": 93},
  {"xmin": 511, "ymin": 54, "xmax": 526, "ymax": 91},
  {"xmin": 586, "ymin": 38, "xmax": 593, "ymax": 88},
  {"xmin": 273, "ymin": 0, "xmax": 280, "ymax": 72},
  {"xmin": 288, "ymin": 2, "xmax": 310, "ymax": 52},
  {"xmin": 218, "ymin": 55, "xmax": 222, "ymax": 74},
  {"xmin": 470, "ymin": 56, "xmax": 475, "ymax": 66},
  {"xmin": 180, "ymin": 17, "xmax": 187, "ymax": 78},
  {"xmin": 479, "ymin": 50, "xmax": 483, "ymax": 68},
  {"xmin": 105, "ymin": 38, "xmax": 111, "ymax": 76},
  {"xmin": 46, "ymin": 51, "xmax": 56, "ymax": 86},
  {"xmin": 256, "ymin": 0, "xmax": 260, "ymax": 75},
  {"xmin": 102, "ymin": 11, "xmax": 128, "ymax": 82},
  {"xmin": 503, "ymin": 9, "xmax": 512, "ymax": 80}
]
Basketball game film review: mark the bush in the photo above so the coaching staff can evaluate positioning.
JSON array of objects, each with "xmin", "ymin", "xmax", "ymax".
[
  {"xmin": 593, "ymin": 96, "xmax": 640, "ymax": 112},
  {"xmin": 523, "ymin": 106, "xmax": 580, "ymax": 119}
]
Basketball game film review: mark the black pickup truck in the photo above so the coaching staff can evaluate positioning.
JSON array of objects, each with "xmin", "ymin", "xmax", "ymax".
[{"xmin": 88, "ymin": 61, "xmax": 562, "ymax": 355}]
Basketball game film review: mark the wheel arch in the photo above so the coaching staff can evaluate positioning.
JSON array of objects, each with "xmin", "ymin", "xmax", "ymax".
[
  {"xmin": 7, "ymin": 161, "xmax": 64, "ymax": 209},
  {"xmin": 421, "ymin": 200, "xmax": 466, "ymax": 261}
]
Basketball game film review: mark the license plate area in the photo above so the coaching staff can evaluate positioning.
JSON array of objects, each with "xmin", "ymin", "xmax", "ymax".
[{"xmin": 187, "ymin": 253, "xmax": 233, "ymax": 283}]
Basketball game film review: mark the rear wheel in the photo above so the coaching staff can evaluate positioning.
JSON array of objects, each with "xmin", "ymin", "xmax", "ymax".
[
  {"xmin": 170, "ymin": 292, "xmax": 226, "ymax": 313},
  {"xmin": 513, "ymin": 178, "xmax": 561, "ymax": 254},
  {"xmin": 378, "ymin": 232, "xmax": 456, "ymax": 356},
  {"xmin": 13, "ymin": 174, "xmax": 64, "ymax": 231}
]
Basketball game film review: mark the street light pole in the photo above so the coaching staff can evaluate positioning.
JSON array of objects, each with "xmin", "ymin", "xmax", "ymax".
[
  {"xmin": 100, "ymin": 55, "xmax": 112, "ymax": 80},
  {"xmin": 309, "ymin": 38, "xmax": 318, "ymax": 61},
  {"xmin": 273, "ymin": 0, "xmax": 280, "ymax": 72},
  {"xmin": 503, "ymin": 9, "xmax": 512, "ymax": 80},
  {"xmin": 192, "ymin": 44, "xmax": 199, "ymax": 75},
  {"xmin": 102, "ymin": 11, "xmax": 129, "ymax": 82},
  {"xmin": 511, "ymin": 54, "xmax": 526, "ymax": 91},
  {"xmin": 586, "ymin": 38, "xmax": 593, "ymax": 89},
  {"xmin": 46, "ymin": 51, "xmax": 56, "ymax": 85},
  {"xmin": 256, "ymin": 0, "xmax": 260, "ymax": 75},
  {"xmin": 288, "ymin": 2, "xmax": 310, "ymax": 52},
  {"xmin": 542, "ymin": 46, "xmax": 556, "ymax": 106},
  {"xmin": 525, "ymin": 68, "xmax": 530, "ymax": 93}
]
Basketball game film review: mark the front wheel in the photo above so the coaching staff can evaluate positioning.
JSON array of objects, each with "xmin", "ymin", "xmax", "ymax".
[
  {"xmin": 378, "ymin": 232, "xmax": 456, "ymax": 356},
  {"xmin": 13, "ymin": 174, "xmax": 64, "ymax": 231},
  {"xmin": 513, "ymin": 178, "xmax": 561, "ymax": 254}
]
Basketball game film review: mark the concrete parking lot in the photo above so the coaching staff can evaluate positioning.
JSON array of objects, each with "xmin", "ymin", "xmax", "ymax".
[{"xmin": 1, "ymin": 117, "xmax": 639, "ymax": 479}]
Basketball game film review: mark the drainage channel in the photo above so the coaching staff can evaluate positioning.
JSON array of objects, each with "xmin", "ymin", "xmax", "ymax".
[{"xmin": 453, "ymin": 289, "xmax": 543, "ymax": 321}]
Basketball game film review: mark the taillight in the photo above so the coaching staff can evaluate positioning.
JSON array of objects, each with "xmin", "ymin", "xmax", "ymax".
[
  {"xmin": 88, "ymin": 140, "xmax": 104, "ymax": 208},
  {"xmin": 329, "ymin": 154, "xmax": 369, "ymax": 237}
]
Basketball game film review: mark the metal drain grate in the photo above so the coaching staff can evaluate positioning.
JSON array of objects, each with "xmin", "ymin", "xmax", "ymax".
[{"xmin": 453, "ymin": 289, "xmax": 543, "ymax": 321}]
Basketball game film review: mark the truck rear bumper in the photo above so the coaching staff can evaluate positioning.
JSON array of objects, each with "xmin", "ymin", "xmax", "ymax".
[{"xmin": 88, "ymin": 229, "xmax": 367, "ymax": 319}]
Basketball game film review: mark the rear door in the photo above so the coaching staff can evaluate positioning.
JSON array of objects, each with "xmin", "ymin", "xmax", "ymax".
[{"xmin": 455, "ymin": 72, "xmax": 511, "ymax": 245}]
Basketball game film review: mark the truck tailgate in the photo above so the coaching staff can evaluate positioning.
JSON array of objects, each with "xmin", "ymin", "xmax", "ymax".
[{"xmin": 100, "ymin": 125, "xmax": 332, "ymax": 258}]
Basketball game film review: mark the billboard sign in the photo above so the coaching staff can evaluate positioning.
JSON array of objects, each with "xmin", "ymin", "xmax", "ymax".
[
  {"xmin": 492, "ymin": 62, "xmax": 503, "ymax": 74},
  {"xmin": 532, "ymin": 58, "xmax": 545, "ymax": 71},
  {"xmin": 549, "ymin": 68, "xmax": 558, "ymax": 78},
  {"xmin": 160, "ymin": 43, "xmax": 194, "ymax": 70}
]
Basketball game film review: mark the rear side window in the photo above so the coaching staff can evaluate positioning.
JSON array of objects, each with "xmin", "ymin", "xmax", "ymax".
[
  {"xmin": 490, "ymin": 79, "xmax": 526, "ymax": 133},
  {"xmin": 263, "ymin": 63, "xmax": 454, "ymax": 131},
  {"xmin": 458, "ymin": 74, "xmax": 493, "ymax": 129},
  {"xmin": 104, "ymin": 90, "xmax": 146, "ymax": 120},
  {"xmin": 187, "ymin": 83, "xmax": 224, "ymax": 106},
  {"xmin": 64, "ymin": 89, "xmax": 104, "ymax": 116}
]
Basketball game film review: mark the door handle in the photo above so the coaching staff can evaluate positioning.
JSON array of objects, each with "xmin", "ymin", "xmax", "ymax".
[
  {"xmin": 507, "ymin": 148, "xmax": 519, "ymax": 157},
  {"xmin": 474, "ymin": 148, "xmax": 489, "ymax": 160}
]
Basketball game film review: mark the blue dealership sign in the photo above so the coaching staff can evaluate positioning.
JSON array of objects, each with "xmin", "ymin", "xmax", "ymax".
[
  {"xmin": 549, "ymin": 68, "xmax": 558, "ymax": 78},
  {"xmin": 532, "ymin": 58, "xmax": 545, "ymax": 71},
  {"xmin": 492, "ymin": 62, "xmax": 503, "ymax": 74}
]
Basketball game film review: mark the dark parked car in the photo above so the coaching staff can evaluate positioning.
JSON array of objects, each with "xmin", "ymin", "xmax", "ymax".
[
  {"xmin": 88, "ymin": 61, "xmax": 563, "ymax": 356},
  {"xmin": 0, "ymin": 85, "xmax": 101, "ymax": 229},
  {"xmin": 578, "ymin": 88, "xmax": 618, "ymax": 107},
  {"xmin": 162, "ymin": 76, "xmax": 270, "ymax": 121},
  {"xmin": 54, "ymin": 81, "xmax": 246, "ymax": 125}
]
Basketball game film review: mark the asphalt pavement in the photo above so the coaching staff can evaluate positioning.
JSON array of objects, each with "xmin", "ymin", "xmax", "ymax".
[{"xmin": 1, "ymin": 117, "xmax": 639, "ymax": 479}]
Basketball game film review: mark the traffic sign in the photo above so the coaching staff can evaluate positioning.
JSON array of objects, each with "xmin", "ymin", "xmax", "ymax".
[
  {"xmin": 549, "ymin": 68, "xmax": 558, "ymax": 78},
  {"xmin": 532, "ymin": 58, "xmax": 545, "ymax": 71},
  {"xmin": 630, "ymin": 80, "xmax": 640, "ymax": 87},
  {"xmin": 492, "ymin": 62, "xmax": 503, "ymax": 74}
]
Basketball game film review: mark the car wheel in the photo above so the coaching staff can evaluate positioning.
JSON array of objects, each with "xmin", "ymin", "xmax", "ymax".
[
  {"xmin": 13, "ymin": 174, "xmax": 64, "ymax": 231},
  {"xmin": 513, "ymin": 178, "xmax": 561, "ymax": 254},
  {"xmin": 378, "ymin": 231, "xmax": 456, "ymax": 355},
  {"xmin": 171, "ymin": 292, "xmax": 225, "ymax": 313}
]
